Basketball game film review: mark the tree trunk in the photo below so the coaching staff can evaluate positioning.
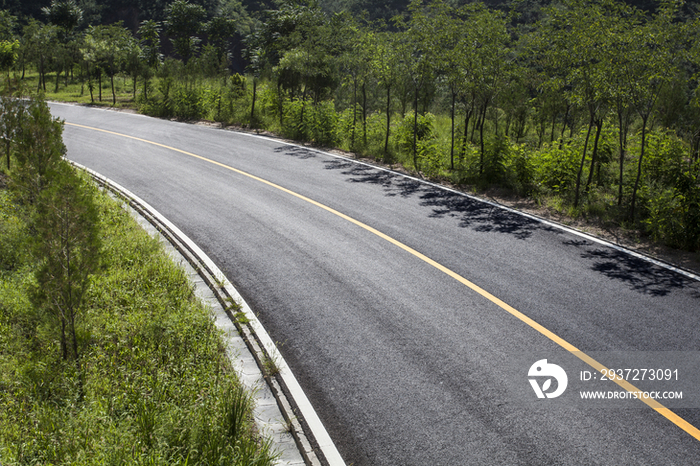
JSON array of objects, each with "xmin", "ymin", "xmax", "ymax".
[
  {"xmin": 584, "ymin": 118, "xmax": 604, "ymax": 194},
  {"xmin": 550, "ymin": 110, "xmax": 557, "ymax": 143},
  {"xmin": 250, "ymin": 77, "xmax": 257, "ymax": 128},
  {"xmin": 479, "ymin": 101, "xmax": 487, "ymax": 176},
  {"xmin": 630, "ymin": 117, "xmax": 648, "ymax": 221},
  {"xmin": 412, "ymin": 85, "xmax": 419, "ymax": 172},
  {"xmin": 450, "ymin": 90, "xmax": 456, "ymax": 170},
  {"xmin": 617, "ymin": 106, "xmax": 630, "ymax": 207},
  {"xmin": 384, "ymin": 84, "xmax": 391, "ymax": 157},
  {"xmin": 574, "ymin": 115, "xmax": 594, "ymax": 208},
  {"xmin": 460, "ymin": 101, "xmax": 473, "ymax": 161},
  {"xmin": 110, "ymin": 74, "xmax": 116, "ymax": 105},
  {"xmin": 351, "ymin": 77, "xmax": 357, "ymax": 150},
  {"xmin": 362, "ymin": 83, "xmax": 367, "ymax": 148},
  {"xmin": 559, "ymin": 104, "xmax": 570, "ymax": 150}
]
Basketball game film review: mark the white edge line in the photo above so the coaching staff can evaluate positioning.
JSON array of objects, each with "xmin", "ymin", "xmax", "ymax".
[
  {"xmin": 232, "ymin": 132, "xmax": 700, "ymax": 283},
  {"xmin": 53, "ymin": 100, "xmax": 700, "ymax": 282},
  {"xmin": 72, "ymin": 161, "xmax": 346, "ymax": 466}
]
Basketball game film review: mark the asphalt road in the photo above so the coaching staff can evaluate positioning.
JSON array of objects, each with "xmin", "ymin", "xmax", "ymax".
[{"xmin": 52, "ymin": 103, "xmax": 700, "ymax": 465}]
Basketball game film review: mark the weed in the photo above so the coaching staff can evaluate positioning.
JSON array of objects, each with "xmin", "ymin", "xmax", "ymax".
[{"xmin": 261, "ymin": 354, "xmax": 280, "ymax": 377}]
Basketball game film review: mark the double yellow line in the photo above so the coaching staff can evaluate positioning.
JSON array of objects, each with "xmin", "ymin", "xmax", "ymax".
[{"xmin": 67, "ymin": 121, "xmax": 700, "ymax": 442}]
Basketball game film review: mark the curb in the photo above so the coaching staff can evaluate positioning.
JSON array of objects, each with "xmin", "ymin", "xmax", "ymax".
[{"xmin": 72, "ymin": 161, "xmax": 346, "ymax": 466}]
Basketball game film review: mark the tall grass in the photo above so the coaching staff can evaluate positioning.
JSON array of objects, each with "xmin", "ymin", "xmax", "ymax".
[{"xmin": 0, "ymin": 183, "xmax": 278, "ymax": 465}]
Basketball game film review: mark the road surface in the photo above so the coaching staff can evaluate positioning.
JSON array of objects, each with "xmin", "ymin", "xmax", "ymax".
[{"xmin": 52, "ymin": 103, "xmax": 700, "ymax": 465}]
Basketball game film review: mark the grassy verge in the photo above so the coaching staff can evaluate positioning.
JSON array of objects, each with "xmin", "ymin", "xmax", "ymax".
[{"xmin": 0, "ymin": 178, "xmax": 278, "ymax": 465}]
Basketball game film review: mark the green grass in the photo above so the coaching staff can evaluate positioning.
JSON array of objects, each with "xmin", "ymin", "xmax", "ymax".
[
  {"xmin": 0, "ymin": 180, "xmax": 278, "ymax": 465},
  {"xmin": 17, "ymin": 70, "xmax": 139, "ymax": 108}
]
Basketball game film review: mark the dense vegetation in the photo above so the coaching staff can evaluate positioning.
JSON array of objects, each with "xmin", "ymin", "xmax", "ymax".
[
  {"xmin": 1, "ymin": 0, "xmax": 699, "ymax": 253},
  {"xmin": 0, "ymin": 95, "xmax": 277, "ymax": 464}
]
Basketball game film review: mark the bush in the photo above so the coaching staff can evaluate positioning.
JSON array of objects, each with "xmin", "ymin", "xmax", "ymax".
[
  {"xmin": 282, "ymin": 98, "xmax": 339, "ymax": 146},
  {"xmin": 395, "ymin": 111, "xmax": 439, "ymax": 172},
  {"xmin": 531, "ymin": 142, "xmax": 580, "ymax": 195},
  {"xmin": 506, "ymin": 142, "xmax": 535, "ymax": 196},
  {"xmin": 645, "ymin": 168, "xmax": 700, "ymax": 251},
  {"xmin": 0, "ymin": 191, "xmax": 278, "ymax": 465}
]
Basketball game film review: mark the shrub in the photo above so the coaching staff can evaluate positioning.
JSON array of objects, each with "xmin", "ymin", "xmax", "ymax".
[
  {"xmin": 395, "ymin": 111, "xmax": 439, "ymax": 172},
  {"xmin": 531, "ymin": 142, "xmax": 580, "ymax": 195},
  {"xmin": 282, "ymin": 98, "xmax": 339, "ymax": 146},
  {"xmin": 645, "ymin": 168, "xmax": 700, "ymax": 251}
]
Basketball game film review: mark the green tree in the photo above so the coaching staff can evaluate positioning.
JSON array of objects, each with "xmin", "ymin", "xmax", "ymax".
[
  {"xmin": 533, "ymin": 0, "xmax": 613, "ymax": 207},
  {"xmin": 243, "ymin": 28, "xmax": 271, "ymax": 127},
  {"xmin": 23, "ymin": 20, "xmax": 59, "ymax": 92},
  {"xmin": 82, "ymin": 24, "xmax": 136, "ymax": 105},
  {"xmin": 33, "ymin": 162, "xmax": 100, "ymax": 362},
  {"xmin": 205, "ymin": 15, "xmax": 237, "ymax": 68},
  {"xmin": 0, "ymin": 91, "xmax": 23, "ymax": 169},
  {"xmin": 0, "ymin": 9, "xmax": 17, "ymax": 41},
  {"xmin": 11, "ymin": 99, "xmax": 65, "ymax": 204},
  {"xmin": 626, "ymin": 2, "xmax": 681, "ymax": 221},
  {"xmin": 0, "ymin": 38, "xmax": 18, "ymax": 76},
  {"xmin": 271, "ymin": 0, "xmax": 339, "ymax": 138},
  {"xmin": 41, "ymin": 0, "xmax": 83, "ymax": 33},
  {"xmin": 165, "ymin": 0, "xmax": 206, "ymax": 64},
  {"xmin": 369, "ymin": 30, "xmax": 401, "ymax": 157},
  {"xmin": 394, "ymin": 0, "xmax": 448, "ymax": 172},
  {"xmin": 42, "ymin": 0, "xmax": 84, "ymax": 92},
  {"xmin": 137, "ymin": 19, "xmax": 162, "ymax": 100},
  {"xmin": 338, "ymin": 17, "xmax": 373, "ymax": 151},
  {"xmin": 458, "ymin": 4, "xmax": 510, "ymax": 175}
]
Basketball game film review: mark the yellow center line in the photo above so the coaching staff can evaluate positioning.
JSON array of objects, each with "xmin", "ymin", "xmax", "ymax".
[{"xmin": 67, "ymin": 121, "xmax": 700, "ymax": 441}]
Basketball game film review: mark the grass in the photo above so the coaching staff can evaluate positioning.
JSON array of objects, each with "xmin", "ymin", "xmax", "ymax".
[
  {"xmin": 17, "ymin": 70, "xmax": 139, "ymax": 108},
  {"xmin": 0, "ymin": 177, "xmax": 278, "ymax": 465}
]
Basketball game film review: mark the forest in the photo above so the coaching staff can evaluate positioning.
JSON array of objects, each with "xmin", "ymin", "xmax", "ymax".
[{"xmin": 1, "ymin": 0, "xmax": 699, "ymax": 252}]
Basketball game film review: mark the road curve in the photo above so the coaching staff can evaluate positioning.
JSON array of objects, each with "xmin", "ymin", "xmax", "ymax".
[{"xmin": 52, "ymin": 103, "xmax": 700, "ymax": 466}]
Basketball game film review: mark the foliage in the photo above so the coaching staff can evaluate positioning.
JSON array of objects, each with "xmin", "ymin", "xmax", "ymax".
[
  {"xmin": 0, "ymin": 188, "xmax": 278, "ymax": 465},
  {"xmin": 165, "ymin": 0, "xmax": 207, "ymax": 63},
  {"xmin": 3, "ymin": 0, "xmax": 700, "ymax": 251},
  {"xmin": 0, "ymin": 92, "xmax": 277, "ymax": 463},
  {"xmin": 645, "ymin": 168, "xmax": 700, "ymax": 251}
]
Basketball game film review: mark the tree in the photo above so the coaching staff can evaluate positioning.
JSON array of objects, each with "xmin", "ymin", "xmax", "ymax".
[
  {"xmin": 626, "ymin": 1, "xmax": 681, "ymax": 220},
  {"xmin": 338, "ymin": 17, "xmax": 373, "ymax": 151},
  {"xmin": 533, "ymin": 0, "xmax": 613, "ymax": 207},
  {"xmin": 0, "ymin": 9, "xmax": 17, "ymax": 41},
  {"xmin": 205, "ymin": 15, "xmax": 237, "ymax": 68},
  {"xmin": 453, "ymin": 3, "xmax": 510, "ymax": 175},
  {"xmin": 33, "ymin": 162, "xmax": 100, "ymax": 362},
  {"xmin": 137, "ymin": 19, "xmax": 162, "ymax": 100},
  {"xmin": 394, "ymin": 0, "xmax": 448, "ymax": 172},
  {"xmin": 269, "ymin": 0, "xmax": 339, "ymax": 137},
  {"xmin": 243, "ymin": 28, "xmax": 271, "ymax": 128},
  {"xmin": 23, "ymin": 21, "xmax": 59, "ymax": 92},
  {"xmin": 82, "ymin": 24, "xmax": 136, "ymax": 105},
  {"xmin": 369, "ymin": 30, "xmax": 401, "ymax": 158},
  {"xmin": 604, "ymin": 2, "xmax": 642, "ymax": 206},
  {"xmin": 0, "ymin": 38, "xmax": 18, "ymax": 77},
  {"xmin": 42, "ymin": 0, "xmax": 83, "ymax": 33},
  {"xmin": 0, "ymin": 91, "xmax": 24, "ymax": 169},
  {"xmin": 165, "ymin": 0, "xmax": 206, "ymax": 64},
  {"xmin": 11, "ymin": 99, "xmax": 65, "ymax": 205},
  {"xmin": 42, "ymin": 0, "xmax": 84, "ymax": 92}
]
